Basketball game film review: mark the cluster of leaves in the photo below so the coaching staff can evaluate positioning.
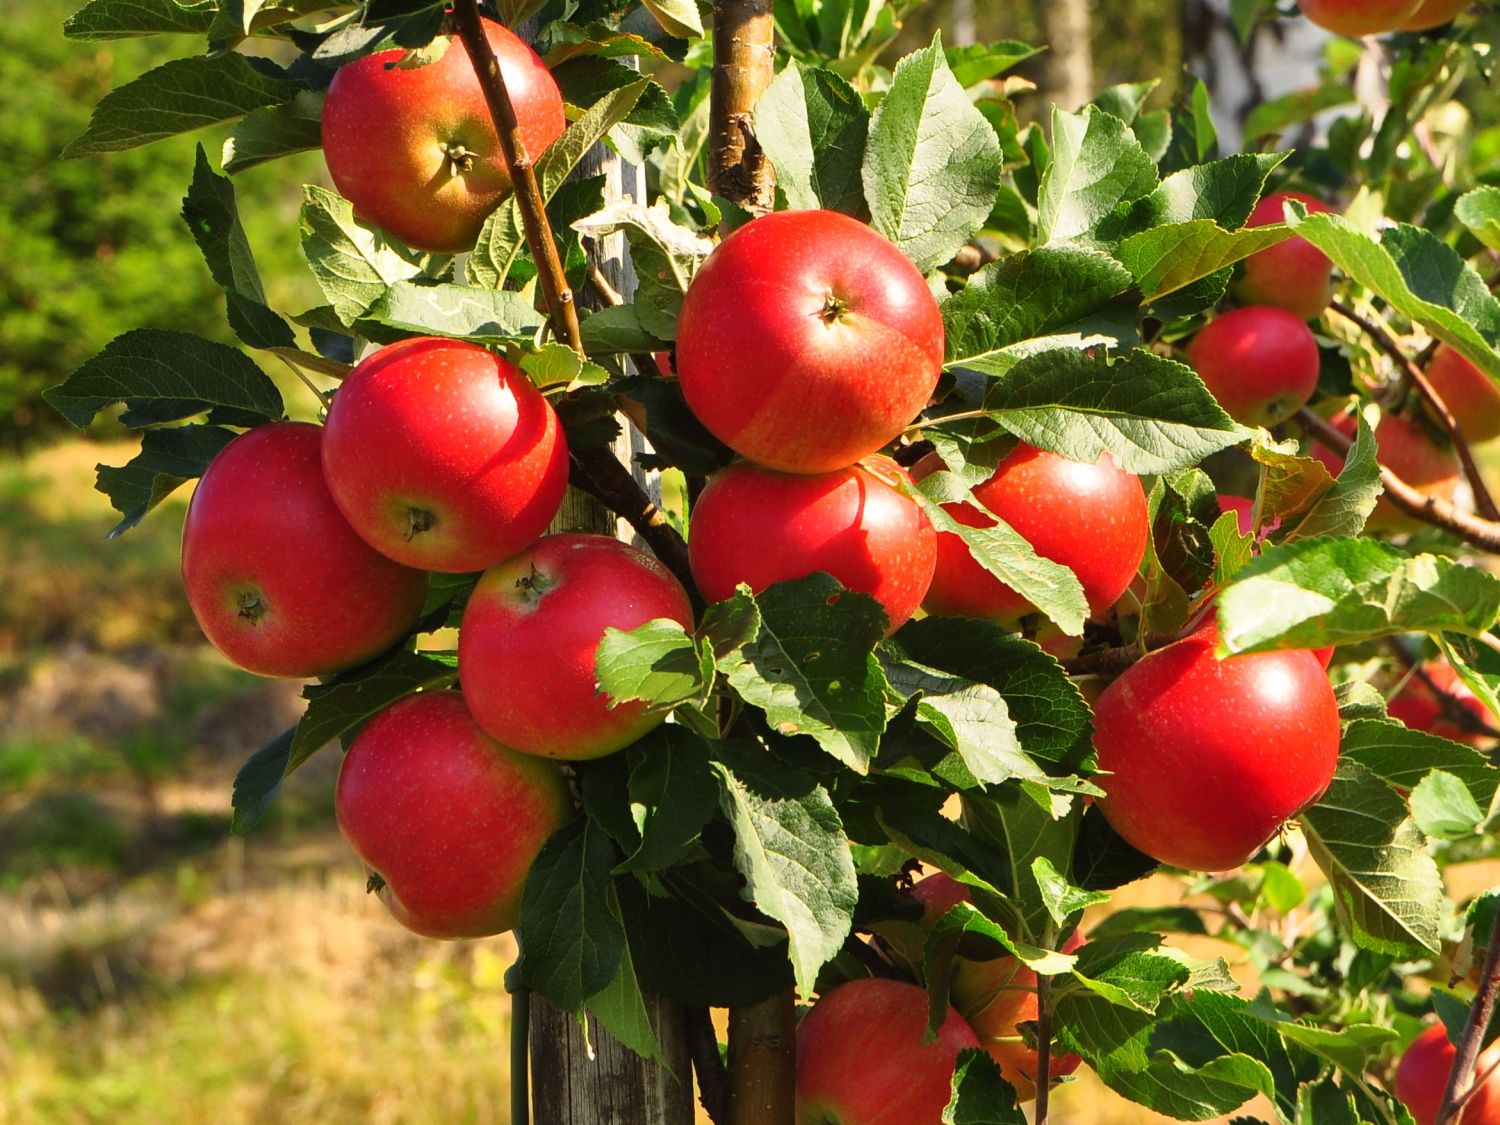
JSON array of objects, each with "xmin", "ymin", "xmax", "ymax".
[{"xmin": 44, "ymin": 0, "xmax": 1500, "ymax": 1119}]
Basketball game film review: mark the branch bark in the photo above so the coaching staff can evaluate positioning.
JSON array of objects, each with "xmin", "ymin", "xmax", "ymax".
[
  {"xmin": 1436, "ymin": 907, "xmax": 1500, "ymax": 1124},
  {"xmin": 568, "ymin": 447, "xmax": 698, "ymax": 606},
  {"xmin": 689, "ymin": 1007, "xmax": 731, "ymax": 1125},
  {"xmin": 728, "ymin": 989, "xmax": 797, "ymax": 1125},
  {"xmin": 1297, "ymin": 408, "xmax": 1500, "ymax": 555},
  {"xmin": 1034, "ymin": 970, "xmax": 1055, "ymax": 1125},
  {"xmin": 708, "ymin": 0, "xmax": 776, "ymax": 213}
]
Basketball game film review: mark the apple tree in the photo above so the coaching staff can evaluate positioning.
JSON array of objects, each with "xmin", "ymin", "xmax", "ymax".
[{"xmin": 43, "ymin": 0, "xmax": 1500, "ymax": 1121}]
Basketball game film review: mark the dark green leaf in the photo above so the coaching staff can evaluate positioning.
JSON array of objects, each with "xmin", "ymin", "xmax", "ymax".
[
  {"xmin": 290, "ymin": 652, "xmax": 456, "ymax": 774},
  {"xmin": 230, "ymin": 727, "xmax": 293, "ymax": 834},
  {"xmin": 95, "ymin": 424, "xmax": 237, "ymax": 537},
  {"xmin": 943, "ymin": 1048, "xmax": 1028, "ymax": 1124},
  {"xmin": 65, "ymin": 0, "xmax": 215, "ymax": 38}
]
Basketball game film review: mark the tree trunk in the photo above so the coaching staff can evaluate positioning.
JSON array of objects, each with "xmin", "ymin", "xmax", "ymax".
[
  {"xmin": 951, "ymin": 0, "xmax": 976, "ymax": 48},
  {"xmin": 1042, "ymin": 0, "xmax": 1094, "ymax": 112},
  {"xmin": 708, "ymin": 0, "xmax": 776, "ymax": 213}
]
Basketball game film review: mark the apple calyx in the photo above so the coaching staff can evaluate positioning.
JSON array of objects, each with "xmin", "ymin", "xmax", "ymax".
[
  {"xmin": 513, "ymin": 563, "xmax": 555, "ymax": 605},
  {"xmin": 442, "ymin": 142, "xmax": 478, "ymax": 177},
  {"xmin": 405, "ymin": 506, "xmax": 438, "ymax": 541},
  {"xmin": 818, "ymin": 292, "xmax": 851, "ymax": 326},
  {"xmin": 366, "ymin": 871, "xmax": 387, "ymax": 894},
  {"xmin": 236, "ymin": 590, "xmax": 266, "ymax": 624}
]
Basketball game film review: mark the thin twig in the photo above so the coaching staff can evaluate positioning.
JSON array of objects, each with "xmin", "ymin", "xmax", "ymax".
[
  {"xmin": 450, "ymin": 0, "xmax": 583, "ymax": 352},
  {"xmin": 689, "ymin": 1006, "xmax": 731, "ymax": 1125},
  {"xmin": 1329, "ymin": 300, "xmax": 1500, "ymax": 521},
  {"xmin": 1034, "ymin": 969, "xmax": 1055, "ymax": 1124},
  {"xmin": 1435, "ymin": 907, "xmax": 1500, "ymax": 1124},
  {"xmin": 587, "ymin": 260, "xmax": 626, "ymax": 308},
  {"xmin": 1297, "ymin": 408, "xmax": 1500, "ymax": 555}
]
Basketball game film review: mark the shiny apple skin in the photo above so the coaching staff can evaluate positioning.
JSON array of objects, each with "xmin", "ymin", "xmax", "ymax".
[
  {"xmin": 459, "ymin": 534, "xmax": 695, "ymax": 760},
  {"xmin": 321, "ymin": 19, "xmax": 565, "ymax": 253},
  {"xmin": 675, "ymin": 210, "xmax": 944, "ymax": 474},
  {"xmin": 796, "ymin": 978, "xmax": 980, "ymax": 1125},
  {"xmin": 180, "ymin": 421, "xmax": 429, "ymax": 678},
  {"xmin": 1311, "ymin": 411, "xmax": 1459, "ymax": 532},
  {"xmin": 1298, "ymin": 0, "xmax": 1424, "ymax": 36},
  {"xmin": 1424, "ymin": 344, "xmax": 1500, "ymax": 444},
  {"xmin": 1092, "ymin": 627, "xmax": 1340, "ymax": 872},
  {"xmin": 917, "ymin": 444, "xmax": 1149, "ymax": 625},
  {"xmin": 335, "ymin": 691, "xmax": 571, "ymax": 939},
  {"xmin": 1395, "ymin": 1023, "xmax": 1500, "ymax": 1125},
  {"xmin": 688, "ymin": 459, "xmax": 936, "ymax": 633},
  {"xmin": 1189, "ymin": 306, "xmax": 1321, "ymax": 427},
  {"xmin": 1401, "ymin": 0, "xmax": 1471, "ymax": 27},
  {"xmin": 321, "ymin": 336, "xmax": 568, "ymax": 574},
  {"xmin": 1234, "ymin": 192, "xmax": 1336, "ymax": 321}
]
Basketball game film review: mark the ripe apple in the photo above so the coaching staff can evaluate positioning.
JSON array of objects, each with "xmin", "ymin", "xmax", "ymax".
[
  {"xmin": 1091, "ymin": 624, "xmax": 1340, "ymax": 871},
  {"xmin": 916, "ymin": 444, "xmax": 1149, "ymax": 625},
  {"xmin": 1423, "ymin": 344, "xmax": 1500, "ymax": 444},
  {"xmin": 1394, "ymin": 1023, "xmax": 1500, "ymax": 1125},
  {"xmin": 1297, "ymin": 0, "xmax": 1424, "ymax": 36},
  {"xmin": 1401, "ymin": 0, "xmax": 1471, "ymax": 28},
  {"xmin": 1234, "ymin": 192, "xmax": 1336, "ymax": 321},
  {"xmin": 321, "ymin": 336, "xmax": 568, "ymax": 574},
  {"xmin": 321, "ymin": 19, "xmax": 566, "ymax": 253},
  {"xmin": 1388, "ymin": 661, "xmax": 1494, "ymax": 745},
  {"xmin": 675, "ymin": 210, "xmax": 944, "ymax": 474},
  {"xmin": 687, "ymin": 458, "xmax": 936, "ymax": 633},
  {"xmin": 1310, "ymin": 410, "xmax": 1460, "ymax": 533},
  {"xmin": 796, "ymin": 978, "xmax": 980, "ymax": 1125},
  {"xmin": 459, "ymin": 534, "xmax": 695, "ymax": 759},
  {"xmin": 1188, "ymin": 306, "xmax": 1321, "ymax": 427},
  {"xmin": 335, "ymin": 691, "xmax": 571, "ymax": 939},
  {"xmin": 181, "ymin": 421, "xmax": 429, "ymax": 678}
]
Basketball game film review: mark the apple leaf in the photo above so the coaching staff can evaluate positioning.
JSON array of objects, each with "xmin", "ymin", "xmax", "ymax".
[
  {"xmin": 1097, "ymin": 152, "xmax": 1285, "ymax": 241},
  {"xmin": 1032, "ymin": 856, "xmax": 1110, "ymax": 927},
  {"xmin": 947, "ymin": 41, "xmax": 1042, "ymax": 86},
  {"xmin": 1117, "ymin": 220, "xmax": 1292, "ymax": 301},
  {"xmin": 639, "ymin": 0, "xmax": 701, "ymax": 38},
  {"xmin": 94, "ymin": 424, "xmax": 238, "ymax": 537},
  {"xmin": 613, "ymin": 726, "xmax": 719, "ymax": 874},
  {"xmin": 894, "ymin": 617, "xmax": 1094, "ymax": 773},
  {"xmin": 1277, "ymin": 413, "xmax": 1381, "ymax": 541},
  {"xmin": 1409, "ymin": 770, "xmax": 1486, "ymax": 841},
  {"xmin": 518, "ymin": 814, "xmax": 627, "ymax": 1012},
  {"xmin": 943, "ymin": 1049, "xmax": 1028, "ymax": 1124},
  {"xmin": 1037, "ymin": 105, "xmax": 1158, "ymax": 245},
  {"xmin": 1210, "ymin": 511, "xmax": 1254, "ymax": 584},
  {"xmin": 229, "ymin": 726, "xmax": 294, "ymax": 835},
  {"xmin": 1287, "ymin": 208, "xmax": 1500, "ymax": 381},
  {"xmin": 288, "ymin": 651, "xmax": 456, "ymax": 774},
  {"xmin": 1217, "ymin": 538, "xmax": 1500, "ymax": 655},
  {"xmin": 1455, "ymin": 186, "xmax": 1500, "ymax": 253},
  {"xmin": 1340, "ymin": 718, "xmax": 1499, "ymax": 810},
  {"xmin": 713, "ymin": 741, "xmax": 858, "ymax": 995},
  {"xmin": 45, "ymin": 328, "xmax": 285, "ymax": 430},
  {"xmin": 582, "ymin": 887, "xmax": 663, "ymax": 1064},
  {"xmin": 713, "ymin": 575, "xmax": 890, "ymax": 774},
  {"xmin": 572, "ymin": 202, "xmax": 713, "ymax": 341},
  {"xmin": 961, "ymin": 784, "xmax": 1081, "ymax": 937},
  {"xmin": 1064, "ymin": 934, "xmax": 1193, "ymax": 1014},
  {"xmin": 222, "ymin": 90, "xmax": 325, "ymax": 174},
  {"xmin": 357, "ymin": 281, "xmax": 545, "ymax": 345},
  {"xmin": 863, "ymin": 32, "xmax": 1003, "ymax": 272},
  {"xmin": 1299, "ymin": 761, "xmax": 1444, "ymax": 956},
  {"xmin": 299, "ymin": 186, "xmax": 436, "ymax": 326},
  {"xmin": 182, "ymin": 145, "xmax": 265, "ymax": 302},
  {"xmin": 755, "ymin": 62, "xmax": 870, "ymax": 219},
  {"xmin": 62, "ymin": 52, "xmax": 302, "ymax": 157},
  {"xmin": 64, "ymin": 0, "xmax": 215, "ymax": 39},
  {"xmin": 595, "ymin": 618, "xmax": 713, "ymax": 713},
  {"xmin": 1270, "ymin": 1022, "xmax": 1399, "ymax": 1076},
  {"xmin": 941, "ymin": 246, "xmax": 1139, "ymax": 377}
]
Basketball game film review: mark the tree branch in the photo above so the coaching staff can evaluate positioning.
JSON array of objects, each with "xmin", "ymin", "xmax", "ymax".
[
  {"xmin": 708, "ymin": 0, "xmax": 776, "ymax": 214},
  {"xmin": 1297, "ymin": 408, "xmax": 1500, "ymax": 555},
  {"xmin": 1436, "ymin": 906, "xmax": 1500, "ymax": 1125},
  {"xmin": 728, "ymin": 989, "xmax": 797, "ymax": 1125},
  {"xmin": 1329, "ymin": 300, "xmax": 1500, "ymax": 521},
  {"xmin": 1034, "ymin": 970, "xmax": 1055, "ymax": 1124},
  {"xmin": 450, "ymin": 0, "xmax": 583, "ymax": 353},
  {"xmin": 689, "ymin": 1007, "xmax": 731, "ymax": 1125}
]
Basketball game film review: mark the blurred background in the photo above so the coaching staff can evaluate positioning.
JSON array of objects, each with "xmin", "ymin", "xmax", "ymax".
[{"xmin": 2, "ymin": 0, "xmax": 1496, "ymax": 1121}]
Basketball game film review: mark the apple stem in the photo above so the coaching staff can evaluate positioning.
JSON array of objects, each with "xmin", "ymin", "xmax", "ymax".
[
  {"xmin": 1297, "ymin": 407, "xmax": 1500, "ymax": 554},
  {"xmin": 708, "ymin": 0, "xmax": 776, "ymax": 217},
  {"xmin": 1328, "ymin": 299, "xmax": 1500, "ymax": 522},
  {"xmin": 1435, "ymin": 906, "xmax": 1500, "ymax": 1125},
  {"xmin": 727, "ymin": 989, "xmax": 797, "ymax": 1125}
]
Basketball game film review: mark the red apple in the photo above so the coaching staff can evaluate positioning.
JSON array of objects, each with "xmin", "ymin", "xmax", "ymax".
[
  {"xmin": 1395, "ymin": 1023, "xmax": 1500, "ymax": 1125},
  {"xmin": 917, "ymin": 444, "xmax": 1149, "ymax": 625},
  {"xmin": 1234, "ymin": 192, "xmax": 1336, "ymax": 321},
  {"xmin": 459, "ymin": 534, "xmax": 695, "ymax": 759},
  {"xmin": 1189, "ymin": 306, "xmax": 1321, "ymax": 427},
  {"xmin": 1092, "ymin": 625, "xmax": 1340, "ymax": 871},
  {"xmin": 181, "ymin": 421, "xmax": 428, "ymax": 678},
  {"xmin": 1388, "ymin": 661, "xmax": 1494, "ymax": 746},
  {"xmin": 796, "ymin": 978, "xmax": 980, "ymax": 1125},
  {"xmin": 1297, "ymin": 0, "xmax": 1424, "ymax": 36},
  {"xmin": 1310, "ymin": 410, "xmax": 1459, "ymax": 533},
  {"xmin": 1423, "ymin": 344, "xmax": 1500, "ymax": 444},
  {"xmin": 321, "ymin": 336, "xmax": 568, "ymax": 574},
  {"xmin": 1217, "ymin": 494, "xmax": 1278, "ymax": 539},
  {"xmin": 321, "ymin": 19, "xmax": 566, "ymax": 253},
  {"xmin": 675, "ymin": 210, "xmax": 944, "ymax": 474},
  {"xmin": 687, "ymin": 458, "xmax": 936, "ymax": 633},
  {"xmin": 335, "ymin": 691, "xmax": 571, "ymax": 939},
  {"xmin": 1401, "ymin": 0, "xmax": 1471, "ymax": 28}
]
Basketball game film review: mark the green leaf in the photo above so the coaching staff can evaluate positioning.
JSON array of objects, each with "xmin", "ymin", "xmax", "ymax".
[
  {"xmin": 1032, "ymin": 856, "xmax": 1110, "ymax": 927},
  {"xmin": 222, "ymin": 90, "xmax": 325, "ymax": 174},
  {"xmin": 714, "ymin": 575, "xmax": 890, "ymax": 773},
  {"xmin": 714, "ymin": 741, "xmax": 858, "ymax": 994},
  {"xmin": 583, "ymin": 885, "xmax": 663, "ymax": 1063},
  {"xmin": 862, "ymin": 32, "xmax": 1003, "ymax": 271},
  {"xmin": 65, "ymin": 0, "xmax": 214, "ymax": 38},
  {"xmin": 518, "ymin": 815, "xmax": 626, "ymax": 1012},
  {"xmin": 1217, "ymin": 538, "xmax": 1500, "ymax": 655},
  {"xmin": 230, "ymin": 727, "xmax": 294, "ymax": 835},
  {"xmin": 1243, "ymin": 84, "xmax": 1357, "ymax": 141},
  {"xmin": 182, "ymin": 145, "xmax": 264, "ymax": 300},
  {"xmin": 941, "ymin": 247, "xmax": 1138, "ymax": 377},
  {"xmin": 1065, "ymin": 934, "xmax": 1193, "ymax": 1014},
  {"xmin": 95, "ymin": 424, "xmax": 237, "ymax": 537},
  {"xmin": 299, "ymin": 186, "xmax": 434, "ymax": 326},
  {"xmin": 1299, "ymin": 761, "xmax": 1444, "ymax": 956},
  {"xmin": 1282, "ymin": 411, "xmax": 1381, "ymax": 540},
  {"xmin": 1456, "ymin": 186, "xmax": 1500, "ymax": 253},
  {"xmin": 965, "ymin": 348, "xmax": 1247, "ymax": 475},
  {"xmin": 947, "ymin": 41, "xmax": 1041, "ymax": 87},
  {"xmin": 1118, "ymin": 221, "xmax": 1291, "ymax": 302},
  {"xmin": 1270, "ymin": 1021, "xmax": 1397, "ymax": 1074},
  {"xmin": 571, "ymin": 203, "xmax": 713, "ymax": 341},
  {"xmin": 1099, "ymin": 153, "xmax": 1285, "ymax": 241},
  {"xmin": 289, "ymin": 652, "xmax": 455, "ymax": 774},
  {"xmin": 943, "ymin": 1048, "xmax": 1028, "ymax": 1124},
  {"xmin": 640, "ymin": 0, "xmax": 702, "ymax": 38},
  {"xmin": 1037, "ymin": 106, "xmax": 1158, "ymax": 245},
  {"xmin": 1341, "ymin": 718, "xmax": 1499, "ymax": 810},
  {"xmin": 1409, "ymin": 770, "xmax": 1487, "ymax": 840},
  {"xmin": 470, "ymin": 78, "xmax": 650, "ymax": 289},
  {"xmin": 614, "ymin": 726, "xmax": 719, "ymax": 874},
  {"xmin": 1210, "ymin": 511, "xmax": 1254, "ymax": 585},
  {"xmin": 961, "ymin": 785, "xmax": 1081, "ymax": 936},
  {"xmin": 358, "ymin": 281, "xmax": 544, "ymax": 344},
  {"xmin": 45, "ymin": 328, "xmax": 285, "ymax": 430},
  {"xmin": 755, "ymin": 63, "xmax": 870, "ymax": 219},
  {"xmin": 578, "ymin": 304, "xmax": 669, "ymax": 356},
  {"xmin": 595, "ymin": 618, "xmax": 712, "ymax": 712},
  {"xmin": 63, "ymin": 53, "xmax": 302, "ymax": 157}
]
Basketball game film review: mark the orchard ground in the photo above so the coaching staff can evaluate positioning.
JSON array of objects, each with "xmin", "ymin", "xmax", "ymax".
[{"xmin": 1, "ymin": 444, "xmax": 1496, "ymax": 1124}]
